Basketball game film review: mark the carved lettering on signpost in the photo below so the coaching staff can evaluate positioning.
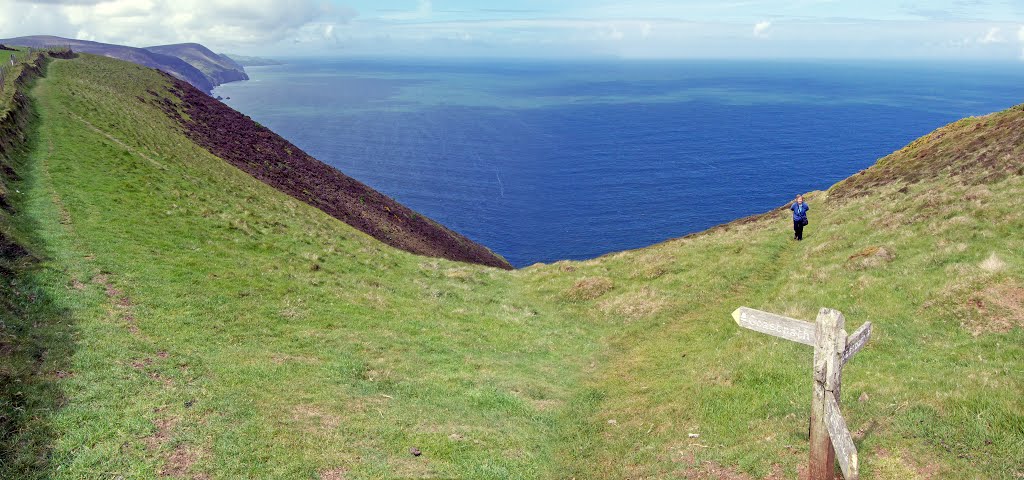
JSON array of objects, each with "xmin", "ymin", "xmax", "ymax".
[
  {"xmin": 732, "ymin": 307, "xmax": 816, "ymax": 346},
  {"xmin": 842, "ymin": 322, "xmax": 872, "ymax": 366}
]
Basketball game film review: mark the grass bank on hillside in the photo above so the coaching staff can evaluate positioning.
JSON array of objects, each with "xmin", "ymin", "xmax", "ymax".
[
  {"xmin": 1, "ymin": 52, "xmax": 1021, "ymax": 479},
  {"xmin": 11, "ymin": 54, "xmax": 608, "ymax": 479}
]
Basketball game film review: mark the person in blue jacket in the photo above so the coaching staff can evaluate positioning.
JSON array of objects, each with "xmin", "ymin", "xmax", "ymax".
[{"xmin": 791, "ymin": 194, "xmax": 809, "ymax": 240}]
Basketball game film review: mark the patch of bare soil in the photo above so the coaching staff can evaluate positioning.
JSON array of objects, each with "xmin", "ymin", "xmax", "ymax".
[
  {"xmin": 145, "ymin": 416, "xmax": 208, "ymax": 479},
  {"xmin": 966, "ymin": 281, "xmax": 1024, "ymax": 335},
  {"xmin": 682, "ymin": 461, "xmax": 790, "ymax": 480},
  {"xmin": 160, "ymin": 445, "xmax": 202, "ymax": 478},
  {"xmin": 320, "ymin": 468, "xmax": 349, "ymax": 480},
  {"xmin": 91, "ymin": 273, "xmax": 140, "ymax": 334},
  {"xmin": 143, "ymin": 417, "xmax": 179, "ymax": 450},
  {"xmin": 149, "ymin": 76, "xmax": 512, "ymax": 270}
]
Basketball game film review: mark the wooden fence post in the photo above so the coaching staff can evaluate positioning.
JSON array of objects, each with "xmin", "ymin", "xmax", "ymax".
[{"xmin": 809, "ymin": 308, "xmax": 845, "ymax": 479}]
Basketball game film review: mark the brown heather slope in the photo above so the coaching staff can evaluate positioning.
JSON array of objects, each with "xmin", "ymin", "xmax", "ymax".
[
  {"xmin": 148, "ymin": 75, "xmax": 513, "ymax": 269},
  {"xmin": 670, "ymin": 102, "xmax": 1024, "ymax": 244},
  {"xmin": 830, "ymin": 104, "xmax": 1024, "ymax": 198}
]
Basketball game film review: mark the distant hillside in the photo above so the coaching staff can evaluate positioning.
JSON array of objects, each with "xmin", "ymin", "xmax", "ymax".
[
  {"xmin": 146, "ymin": 43, "xmax": 249, "ymax": 86},
  {"xmin": 224, "ymin": 53, "xmax": 284, "ymax": 67},
  {"xmin": 0, "ymin": 36, "xmax": 248, "ymax": 93},
  {"xmin": 0, "ymin": 36, "xmax": 215, "ymax": 92}
]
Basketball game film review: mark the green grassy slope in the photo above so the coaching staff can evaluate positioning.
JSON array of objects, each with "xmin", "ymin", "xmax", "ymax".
[{"xmin": 1, "ymin": 53, "xmax": 1021, "ymax": 479}]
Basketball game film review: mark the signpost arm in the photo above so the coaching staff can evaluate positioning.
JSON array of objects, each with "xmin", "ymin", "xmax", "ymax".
[{"xmin": 809, "ymin": 308, "xmax": 845, "ymax": 480}]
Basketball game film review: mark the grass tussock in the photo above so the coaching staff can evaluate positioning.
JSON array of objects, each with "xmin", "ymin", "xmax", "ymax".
[
  {"xmin": 847, "ymin": 245, "xmax": 897, "ymax": 270},
  {"xmin": 597, "ymin": 287, "xmax": 669, "ymax": 321},
  {"xmin": 563, "ymin": 276, "xmax": 614, "ymax": 301},
  {"xmin": 979, "ymin": 252, "xmax": 1007, "ymax": 273}
]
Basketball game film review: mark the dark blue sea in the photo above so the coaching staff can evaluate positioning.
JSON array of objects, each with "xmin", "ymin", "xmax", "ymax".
[{"xmin": 214, "ymin": 59, "xmax": 1024, "ymax": 267}]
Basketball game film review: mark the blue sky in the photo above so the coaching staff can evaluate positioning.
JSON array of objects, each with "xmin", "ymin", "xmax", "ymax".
[
  {"xmin": 322, "ymin": 0, "xmax": 1024, "ymax": 59},
  {"xmin": 2, "ymin": 0, "xmax": 1024, "ymax": 60}
]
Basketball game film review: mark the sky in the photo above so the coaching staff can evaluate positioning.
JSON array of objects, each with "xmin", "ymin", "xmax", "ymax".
[{"xmin": 1, "ymin": 0, "xmax": 1024, "ymax": 60}]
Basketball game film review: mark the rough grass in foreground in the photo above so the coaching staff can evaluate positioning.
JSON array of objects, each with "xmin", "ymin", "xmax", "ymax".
[{"xmin": 0, "ymin": 53, "xmax": 1021, "ymax": 478}]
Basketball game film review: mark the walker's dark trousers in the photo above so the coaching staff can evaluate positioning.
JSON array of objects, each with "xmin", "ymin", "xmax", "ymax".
[{"xmin": 793, "ymin": 220, "xmax": 804, "ymax": 240}]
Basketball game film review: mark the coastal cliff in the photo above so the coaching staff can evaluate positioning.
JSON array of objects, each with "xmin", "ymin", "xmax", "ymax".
[{"xmin": 145, "ymin": 43, "xmax": 250, "ymax": 86}]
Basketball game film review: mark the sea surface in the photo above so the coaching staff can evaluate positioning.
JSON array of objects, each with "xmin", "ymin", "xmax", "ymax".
[{"xmin": 214, "ymin": 59, "xmax": 1024, "ymax": 267}]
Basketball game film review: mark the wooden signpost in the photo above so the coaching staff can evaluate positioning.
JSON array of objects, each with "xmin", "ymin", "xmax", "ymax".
[{"xmin": 732, "ymin": 307, "xmax": 872, "ymax": 480}]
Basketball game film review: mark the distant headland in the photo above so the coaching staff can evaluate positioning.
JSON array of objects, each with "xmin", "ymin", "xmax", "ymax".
[
  {"xmin": 0, "ymin": 35, "xmax": 249, "ymax": 93},
  {"xmin": 223, "ymin": 54, "xmax": 285, "ymax": 67}
]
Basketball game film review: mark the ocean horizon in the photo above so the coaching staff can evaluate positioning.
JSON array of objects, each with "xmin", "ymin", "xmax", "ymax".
[{"xmin": 215, "ymin": 58, "xmax": 1024, "ymax": 267}]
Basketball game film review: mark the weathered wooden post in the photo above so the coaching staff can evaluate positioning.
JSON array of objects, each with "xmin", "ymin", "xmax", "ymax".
[
  {"xmin": 809, "ymin": 308, "xmax": 843, "ymax": 478},
  {"xmin": 733, "ymin": 307, "xmax": 872, "ymax": 479}
]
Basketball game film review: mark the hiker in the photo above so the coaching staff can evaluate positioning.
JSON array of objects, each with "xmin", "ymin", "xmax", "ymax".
[{"xmin": 791, "ymin": 194, "xmax": 809, "ymax": 241}]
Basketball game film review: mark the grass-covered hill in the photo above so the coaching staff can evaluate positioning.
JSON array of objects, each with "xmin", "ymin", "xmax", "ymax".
[
  {"xmin": 1, "ymin": 50, "xmax": 1021, "ymax": 479},
  {"xmin": 0, "ymin": 36, "xmax": 250, "ymax": 93}
]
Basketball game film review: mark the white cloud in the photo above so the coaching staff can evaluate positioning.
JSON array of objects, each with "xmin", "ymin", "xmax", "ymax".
[
  {"xmin": 979, "ymin": 27, "xmax": 1002, "ymax": 44},
  {"xmin": 1016, "ymin": 25, "xmax": 1024, "ymax": 60},
  {"xmin": 753, "ymin": 20, "xmax": 772, "ymax": 38},
  {"xmin": 0, "ymin": 0, "xmax": 356, "ymax": 49}
]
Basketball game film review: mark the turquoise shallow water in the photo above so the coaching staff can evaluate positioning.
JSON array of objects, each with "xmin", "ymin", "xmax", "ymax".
[{"xmin": 215, "ymin": 59, "xmax": 1024, "ymax": 267}]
